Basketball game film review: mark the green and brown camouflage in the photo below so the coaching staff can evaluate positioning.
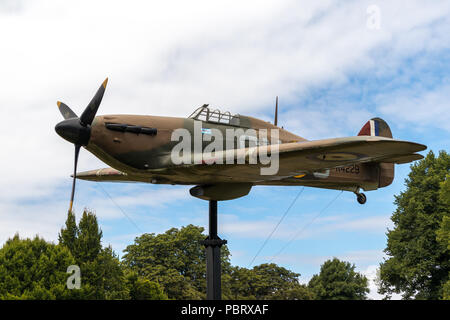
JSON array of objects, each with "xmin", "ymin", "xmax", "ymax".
[{"xmin": 55, "ymin": 80, "xmax": 426, "ymax": 203}]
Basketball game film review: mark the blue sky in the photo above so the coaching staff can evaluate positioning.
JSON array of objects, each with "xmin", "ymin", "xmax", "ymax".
[{"xmin": 1, "ymin": 0, "xmax": 449, "ymax": 299}]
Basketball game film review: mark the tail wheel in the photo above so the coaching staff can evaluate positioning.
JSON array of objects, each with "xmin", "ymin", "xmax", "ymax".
[{"xmin": 357, "ymin": 193, "xmax": 367, "ymax": 205}]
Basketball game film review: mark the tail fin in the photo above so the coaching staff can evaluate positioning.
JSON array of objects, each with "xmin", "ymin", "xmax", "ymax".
[
  {"xmin": 358, "ymin": 118, "xmax": 394, "ymax": 188},
  {"xmin": 358, "ymin": 117, "xmax": 392, "ymax": 138}
]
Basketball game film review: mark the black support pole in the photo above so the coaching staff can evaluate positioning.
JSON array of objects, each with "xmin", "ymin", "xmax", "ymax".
[{"xmin": 202, "ymin": 200, "xmax": 227, "ymax": 300}]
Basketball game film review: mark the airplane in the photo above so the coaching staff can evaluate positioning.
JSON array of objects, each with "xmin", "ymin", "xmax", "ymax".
[{"xmin": 55, "ymin": 79, "xmax": 427, "ymax": 211}]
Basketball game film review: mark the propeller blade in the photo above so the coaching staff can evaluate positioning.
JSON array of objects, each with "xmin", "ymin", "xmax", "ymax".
[
  {"xmin": 69, "ymin": 144, "xmax": 81, "ymax": 212},
  {"xmin": 57, "ymin": 101, "xmax": 78, "ymax": 120},
  {"xmin": 80, "ymin": 78, "xmax": 108, "ymax": 126}
]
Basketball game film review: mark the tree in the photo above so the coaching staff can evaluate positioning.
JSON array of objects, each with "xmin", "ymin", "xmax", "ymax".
[
  {"xmin": 1, "ymin": 214, "xmax": 331, "ymax": 300},
  {"xmin": 122, "ymin": 224, "xmax": 231, "ymax": 299},
  {"xmin": 378, "ymin": 151, "xmax": 450, "ymax": 299},
  {"xmin": 0, "ymin": 235, "xmax": 76, "ymax": 299},
  {"xmin": 437, "ymin": 174, "xmax": 450, "ymax": 251},
  {"xmin": 437, "ymin": 174, "xmax": 450, "ymax": 300},
  {"xmin": 122, "ymin": 224, "xmax": 317, "ymax": 300},
  {"xmin": 76, "ymin": 210, "xmax": 103, "ymax": 262},
  {"xmin": 58, "ymin": 210, "xmax": 78, "ymax": 254},
  {"xmin": 228, "ymin": 264, "xmax": 314, "ymax": 300},
  {"xmin": 59, "ymin": 209, "xmax": 128, "ymax": 299},
  {"xmin": 271, "ymin": 284, "xmax": 315, "ymax": 300},
  {"xmin": 125, "ymin": 271, "xmax": 168, "ymax": 300},
  {"xmin": 308, "ymin": 258, "xmax": 369, "ymax": 300}
]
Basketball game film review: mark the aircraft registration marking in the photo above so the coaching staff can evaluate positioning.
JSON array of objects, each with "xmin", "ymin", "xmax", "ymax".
[{"xmin": 335, "ymin": 164, "xmax": 360, "ymax": 174}]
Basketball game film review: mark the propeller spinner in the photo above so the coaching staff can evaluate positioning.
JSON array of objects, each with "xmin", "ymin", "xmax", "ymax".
[{"xmin": 55, "ymin": 78, "xmax": 108, "ymax": 212}]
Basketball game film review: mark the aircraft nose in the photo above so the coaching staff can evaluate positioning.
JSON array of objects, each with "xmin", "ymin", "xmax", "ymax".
[{"xmin": 55, "ymin": 118, "xmax": 91, "ymax": 146}]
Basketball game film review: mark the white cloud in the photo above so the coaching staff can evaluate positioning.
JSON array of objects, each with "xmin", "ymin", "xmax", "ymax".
[
  {"xmin": 267, "ymin": 248, "xmax": 385, "ymax": 267},
  {"xmin": 0, "ymin": 198, "xmax": 69, "ymax": 245},
  {"xmin": 377, "ymin": 82, "xmax": 450, "ymax": 132},
  {"xmin": 310, "ymin": 215, "xmax": 393, "ymax": 236},
  {"xmin": 221, "ymin": 214, "xmax": 292, "ymax": 240},
  {"xmin": 83, "ymin": 186, "xmax": 190, "ymax": 218},
  {"xmin": 221, "ymin": 211, "xmax": 392, "ymax": 241}
]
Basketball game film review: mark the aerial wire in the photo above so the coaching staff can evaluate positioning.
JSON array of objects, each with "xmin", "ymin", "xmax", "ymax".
[
  {"xmin": 268, "ymin": 190, "xmax": 343, "ymax": 263},
  {"xmin": 248, "ymin": 187, "xmax": 305, "ymax": 268},
  {"xmin": 96, "ymin": 182, "xmax": 144, "ymax": 234}
]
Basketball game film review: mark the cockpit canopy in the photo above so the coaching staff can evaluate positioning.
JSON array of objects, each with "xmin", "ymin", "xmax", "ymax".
[{"xmin": 188, "ymin": 104, "xmax": 241, "ymax": 126}]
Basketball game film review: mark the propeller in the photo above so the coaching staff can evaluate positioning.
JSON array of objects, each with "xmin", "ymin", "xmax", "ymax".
[{"xmin": 55, "ymin": 78, "xmax": 108, "ymax": 212}]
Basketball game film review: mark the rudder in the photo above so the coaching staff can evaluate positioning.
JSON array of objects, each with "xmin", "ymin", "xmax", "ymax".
[
  {"xmin": 358, "ymin": 117, "xmax": 392, "ymax": 138},
  {"xmin": 358, "ymin": 117, "xmax": 394, "ymax": 188}
]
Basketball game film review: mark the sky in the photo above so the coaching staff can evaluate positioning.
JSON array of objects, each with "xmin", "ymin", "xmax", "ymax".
[{"xmin": 1, "ymin": 0, "xmax": 449, "ymax": 300}]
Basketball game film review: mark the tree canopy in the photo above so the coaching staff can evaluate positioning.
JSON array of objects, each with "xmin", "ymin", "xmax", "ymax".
[
  {"xmin": 0, "ymin": 235, "xmax": 76, "ymax": 299},
  {"xmin": 308, "ymin": 258, "xmax": 369, "ymax": 300},
  {"xmin": 378, "ymin": 150, "xmax": 450, "ymax": 299},
  {"xmin": 122, "ymin": 224, "xmax": 224, "ymax": 299},
  {"xmin": 438, "ymin": 174, "xmax": 450, "ymax": 299},
  {"xmin": 229, "ymin": 264, "xmax": 314, "ymax": 300},
  {"xmin": 58, "ymin": 209, "xmax": 128, "ymax": 299},
  {"xmin": 122, "ymin": 224, "xmax": 317, "ymax": 300}
]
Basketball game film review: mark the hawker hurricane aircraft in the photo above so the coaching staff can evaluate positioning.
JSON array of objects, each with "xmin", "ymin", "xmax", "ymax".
[{"xmin": 55, "ymin": 79, "xmax": 427, "ymax": 210}]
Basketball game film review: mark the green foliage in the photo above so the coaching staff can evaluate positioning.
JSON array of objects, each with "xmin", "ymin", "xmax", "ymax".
[
  {"xmin": 0, "ymin": 211, "xmax": 368, "ymax": 300},
  {"xmin": 76, "ymin": 210, "xmax": 103, "ymax": 262},
  {"xmin": 308, "ymin": 258, "xmax": 369, "ymax": 300},
  {"xmin": 121, "ymin": 224, "xmax": 316, "ymax": 300},
  {"xmin": 122, "ymin": 224, "xmax": 225, "ymax": 299},
  {"xmin": 59, "ymin": 210, "xmax": 103, "ymax": 263},
  {"xmin": 59, "ymin": 209, "xmax": 128, "ymax": 299},
  {"xmin": 438, "ymin": 174, "xmax": 450, "ymax": 300},
  {"xmin": 58, "ymin": 210, "xmax": 78, "ymax": 254},
  {"xmin": 125, "ymin": 271, "xmax": 168, "ymax": 300},
  {"xmin": 228, "ymin": 264, "xmax": 314, "ymax": 300},
  {"xmin": 437, "ymin": 175, "xmax": 450, "ymax": 251},
  {"xmin": 0, "ymin": 235, "xmax": 76, "ymax": 299},
  {"xmin": 379, "ymin": 150, "xmax": 450, "ymax": 299},
  {"xmin": 271, "ymin": 284, "xmax": 315, "ymax": 300}
]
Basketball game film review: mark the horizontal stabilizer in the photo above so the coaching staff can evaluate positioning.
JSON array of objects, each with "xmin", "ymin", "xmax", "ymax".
[{"xmin": 376, "ymin": 153, "xmax": 424, "ymax": 164}]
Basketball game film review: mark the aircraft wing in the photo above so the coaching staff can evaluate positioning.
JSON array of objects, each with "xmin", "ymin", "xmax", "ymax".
[
  {"xmin": 195, "ymin": 136, "xmax": 426, "ymax": 178},
  {"xmin": 76, "ymin": 136, "xmax": 426, "ymax": 184}
]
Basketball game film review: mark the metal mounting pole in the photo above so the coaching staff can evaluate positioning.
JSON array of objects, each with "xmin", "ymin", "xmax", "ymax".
[{"xmin": 201, "ymin": 200, "xmax": 227, "ymax": 300}]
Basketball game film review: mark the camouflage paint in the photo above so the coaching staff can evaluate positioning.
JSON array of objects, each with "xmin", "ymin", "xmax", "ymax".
[{"xmin": 78, "ymin": 111, "xmax": 426, "ymax": 197}]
